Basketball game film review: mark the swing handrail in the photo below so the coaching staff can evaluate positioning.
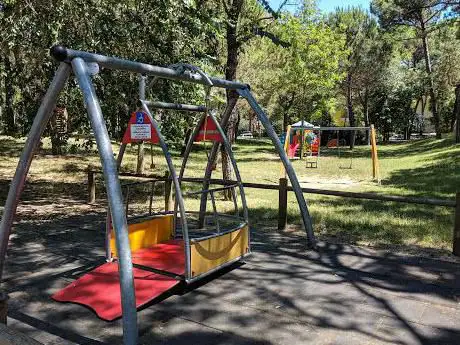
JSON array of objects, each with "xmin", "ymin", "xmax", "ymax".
[{"xmin": 190, "ymin": 223, "xmax": 248, "ymax": 243}]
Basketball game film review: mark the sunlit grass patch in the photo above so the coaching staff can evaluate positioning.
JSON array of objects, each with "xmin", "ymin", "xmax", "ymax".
[{"xmin": 0, "ymin": 134, "xmax": 458, "ymax": 254}]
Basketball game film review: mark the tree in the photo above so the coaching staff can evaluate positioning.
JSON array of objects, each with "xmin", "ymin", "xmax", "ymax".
[
  {"xmin": 371, "ymin": 0, "xmax": 457, "ymax": 139},
  {"xmin": 328, "ymin": 7, "xmax": 379, "ymax": 133},
  {"xmin": 216, "ymin": 0, "xmax": 292, "ymax": 197},
  {"xmin": 365, "ymin": 35, "xmax": 428, "ymax": 140},
  {"xmin": 0, "ymin": 0, "xmax": 219, "ymax": 153},
  {"xmin": 239, "ymin": 6, "xmax": 346, "ymax": 131},
  {"xmin": 430, "ymin": 23, "xmax": 460, "ymax": 142}
]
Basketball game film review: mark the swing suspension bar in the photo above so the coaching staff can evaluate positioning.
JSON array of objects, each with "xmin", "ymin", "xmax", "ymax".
[
  {"xmin": 141, "ymin": 101, "xmax": 207, "ymax": 113},
  {"xmin": 51, "ymin": 46, "xmax": 248, "ymax": 90}
]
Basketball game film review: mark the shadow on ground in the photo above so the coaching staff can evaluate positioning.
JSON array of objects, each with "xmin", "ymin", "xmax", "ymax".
[{"xmin": 2, "ymin": 200, "xmax": 460, "ymax": 344}]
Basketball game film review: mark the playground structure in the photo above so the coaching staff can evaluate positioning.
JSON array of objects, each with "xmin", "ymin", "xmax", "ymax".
[
  {"xmin": 281, "ymin": 122, "xmax": 380, "ymax": 179},
  {"xmin": 0, "ymin": 46, "xmax": 316, "ymax": 345}
]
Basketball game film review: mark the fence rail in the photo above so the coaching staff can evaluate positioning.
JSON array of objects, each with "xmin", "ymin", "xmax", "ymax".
[{"xmin": 87, "ymin": 169, "xmax": 460, "ymax": 256}]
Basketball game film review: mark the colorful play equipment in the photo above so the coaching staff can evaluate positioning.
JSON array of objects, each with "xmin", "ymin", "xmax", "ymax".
[
  {"xmin": 281, "ymin": 120, "xmax": 320, "ymax": 164},
  {"xmin": 305, "ymin": 130, "xmax": 320, "ymax": 168},
  {"xmin": 0, "ymin": 46, "xmax": 316, "ymax": 345},
  {"xmin": 53, "ymin": 106, "xmax": 249, "ymax": 321},
  {"xmin": 281, "ymin": 121, "xmax": 317, "ymax": 159},
  {"xmin": 281, "ymin": 122, "xmax": 379, "ymax": 174}
]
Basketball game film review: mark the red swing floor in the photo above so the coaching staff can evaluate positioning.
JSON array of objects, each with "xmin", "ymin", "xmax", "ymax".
[{"xmin": 52, "ymin": 239, "xmax": 185, "ymax": 321}]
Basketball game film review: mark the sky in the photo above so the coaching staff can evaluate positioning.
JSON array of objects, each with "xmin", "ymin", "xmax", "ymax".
[
  {"xmin": 316, "ymin": 0, "xmax": 370, "ymax": 12},
  {"xmin": 268, "ymin": 0, "xmax": 371, "ymax": 13}
]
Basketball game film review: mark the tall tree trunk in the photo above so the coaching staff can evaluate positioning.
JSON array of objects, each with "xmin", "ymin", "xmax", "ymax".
[
  {"xmin": 362, "ymin": 88, "xmax": 370, "ymax": 143},
  {"xmin": 420, "ymin": 96, "xmax": 426, "ymax": 135},
  {"xmin": 346, "ymin": 72, "xmax": 355, "ymax": 127},
  {"xmin": 283, "ymin": 112, "xmax": 289, "ymax": 133},
  {"xmin": 4, "ymin": 56, "xmax": 16, "ymax": 135},
  {"xmin": 234, "ymin": 109, "xmax": 240, "ymax": 141},
  {"xmin": 409, "ymin": 98, "xmax": 420, "ymax": 140},
  {"xmin": 452, "ymin": 84, "xmax": 460, "ymax": 144},
  {"xmin": 221, "ymin": 0, "xmax": 244, "ymax": 199},
  {"xmin": 346, "ymin": 72, "xmax": 355, "ymax": 149},
  {"xmin": 249, "ymin": 111, "xmax": 255, "ymax": 133},
  {"xmin": 282, "ymin": 93, "xmax": 296, "ymax": 132},
  {"xmin": 420, "ymin": 18, "xmax": 441, "ymax": 139}
]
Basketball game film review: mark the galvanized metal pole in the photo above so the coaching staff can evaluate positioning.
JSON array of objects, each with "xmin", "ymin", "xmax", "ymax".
[
  {"xmin": 105, "ymin": 143, "xmax": 128, "ymax": 262},
  {"xmin": 179, "ymin": 113, "xmax": 207, "ymax": 181},
  {"xmin": 141, "ymin": 102, "xmax": 191, "ymax": 280},
  {"xmin": 198, "ymin": 142, "xmax": 220, "ymax": 227},
  {"xmin": 72, "ymin": 58, "xmax": 138, "ymax": 345},
  {"xmin": 143, "ymin": 101, "xmax": 207, "ymax": 113},
  {"xmin": 0, "ymin": 63, "xmax": 71, "ymax": 280},
  {"xmin": 51, "ymin": 45, "xmax": 249, "ymax": 90},
  {"xmin": 177, "ymin": 113, "xmax": 208, "ymax": 230},
  {"xmin": 116, "ymin": 143, "xmax": 127, "ymax": 168},
  {"xmin": 207, "ymin": 112, "xmax": 249, "ymax": 223},
  {"xmin": 197, "ymin": 98, "xmax": 239, "ymax": 227},
  {"xmin": 238, "ymin": 88, "xmax": 316, "ymax": 247}
]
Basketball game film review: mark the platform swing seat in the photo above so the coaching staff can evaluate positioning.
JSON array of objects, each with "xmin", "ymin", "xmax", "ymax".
[
  {"xmin": 0, "ymin": 46, "xmax": 316, "ymax": 345},
  {"xmin": 53, "ymin": 66, "xmax": 251, "ymax": 321}
]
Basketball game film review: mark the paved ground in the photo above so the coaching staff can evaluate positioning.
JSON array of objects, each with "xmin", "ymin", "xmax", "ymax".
[{"xmin": 2, "ymin": 203, "xmax": 460, "ymax": 345}]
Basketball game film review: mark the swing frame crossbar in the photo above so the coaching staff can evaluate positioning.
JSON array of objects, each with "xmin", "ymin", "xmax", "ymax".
[
  {"xmin": 142, "ymin": 101, "xmax": 207, "ymax": 113},
  {"xmin": 0, "ymin": 46, "xmax": 316, "ymax": 345}
]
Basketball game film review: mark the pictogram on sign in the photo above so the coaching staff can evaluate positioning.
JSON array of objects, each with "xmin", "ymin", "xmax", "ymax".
[{"xmin": 122, "ymin": 111, "xmax": 159, "ymax": 144}]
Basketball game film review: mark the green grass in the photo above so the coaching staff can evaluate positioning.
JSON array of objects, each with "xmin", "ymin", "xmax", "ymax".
[{"xmin": 0, "ymin": 134, "xmax": 458, "ymax": 255}]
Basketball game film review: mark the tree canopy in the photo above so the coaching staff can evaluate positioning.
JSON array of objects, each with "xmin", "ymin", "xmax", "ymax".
[{"xmin": 1, "ymin": 0, "xmax": 460, "ymax": 147}]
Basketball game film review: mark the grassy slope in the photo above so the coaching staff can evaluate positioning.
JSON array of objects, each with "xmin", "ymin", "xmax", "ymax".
[{"xmin": 0, "ymin": 135, "xmax": 458, "ymax": 253}]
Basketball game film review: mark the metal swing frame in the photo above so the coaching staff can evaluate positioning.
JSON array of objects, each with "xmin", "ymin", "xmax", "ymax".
[{"xmin": 0, "ymin": 46, "xmax": 316, "ymax": 345}]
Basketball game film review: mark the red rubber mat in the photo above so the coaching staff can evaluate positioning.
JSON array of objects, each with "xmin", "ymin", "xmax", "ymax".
[
  {"xmin": 131, "ymin": 239, "xmax": 185, "ymax": 275},
  {"xmin": 52, "ymin": 240, "xmax": 185, "ymax": 321}
]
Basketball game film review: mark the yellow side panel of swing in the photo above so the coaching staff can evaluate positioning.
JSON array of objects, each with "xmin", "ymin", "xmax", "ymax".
[
  {"xmin": 190, "ymin": 226, "xmax": 249, "ymax": 277},
  {"xmin": 110, "ymin": 215, "xmax": 174, "ymax": 258}
]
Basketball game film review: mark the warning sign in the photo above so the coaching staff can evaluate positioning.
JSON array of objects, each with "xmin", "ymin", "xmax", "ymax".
[
  {"xmin": 130, "ymin": 124, "xmax": 151, "ymax": 140},
  {"xmin": 122, "ymin": 111, "xmax": 159, "ymax": 144},
  {"xmin": 194, "ymin": 116, "xmax": 224, "ymax": 142}
]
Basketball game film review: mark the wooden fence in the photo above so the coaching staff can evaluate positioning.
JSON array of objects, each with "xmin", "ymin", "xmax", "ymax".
[{"xmin": 87, "ymin": 170, "xmax": 460, "ymax": 257}]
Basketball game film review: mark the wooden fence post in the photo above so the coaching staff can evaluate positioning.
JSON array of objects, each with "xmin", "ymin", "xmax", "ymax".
[
  {"xmin": 164, "ymin": 171, "xmax": 173, "ymax": 212},
  {"xmin": 370, "ymin": 124, "xmax": 380, "ymax": 183},
  {"xmin": 136, "ymin": 143, "xmax": 145, "ymax": 174},
  {"xmin": 87, "ymin": 170, "xmax": 96, "ymax": 204},
  {"xmin": 278, "ymin": 178, "xmax": 288, "ymax": 230},
  {"xmin": 453, "ymin": 192, "xmax": 460, "ymax": 256}
]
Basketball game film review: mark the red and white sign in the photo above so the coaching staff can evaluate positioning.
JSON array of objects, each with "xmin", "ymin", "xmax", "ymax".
[
  {"xmin": 194, "ymin": 116, "xmax": 224, "ymax": 142},
  {"xmin": 130, "ymin": 124, "xmax": 151, "ymax": 140},
  {"xmin": 122, "ymin": 111, "xmax": 159, "ymax": 144}
]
